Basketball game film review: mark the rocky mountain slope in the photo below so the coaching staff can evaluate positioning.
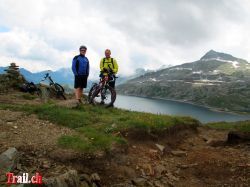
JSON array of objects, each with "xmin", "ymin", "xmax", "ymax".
[{"xmin": 117, "ymin": 50, "xmax": 250, "ymax": 113}]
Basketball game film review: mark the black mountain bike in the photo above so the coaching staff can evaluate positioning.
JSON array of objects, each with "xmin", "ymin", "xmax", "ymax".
[
  {"xmin": 88, "ymin": 69, "xmax": 117, "ymax": 107},
  {"xmin": 39, "ymin": 73, "xmax": 66, "ymax": 100}
]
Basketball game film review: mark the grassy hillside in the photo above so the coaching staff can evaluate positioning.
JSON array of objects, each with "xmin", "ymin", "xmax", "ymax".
[
  {"xmin": 0, "ymin": 103, "xmax": 200, "ymax": 152},
  {"xmin": 206, "ymin": 120, "xmax": 250, "ymax": 132}
]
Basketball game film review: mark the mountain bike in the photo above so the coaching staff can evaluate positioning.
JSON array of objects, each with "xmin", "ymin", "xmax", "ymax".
[
  {"xmin": 88, "ymin": 68, "xmax": 117, "ymax": 107},
  {"xmin": 39, "ymin": 72, "xmax": 66, "ymax": 100}
]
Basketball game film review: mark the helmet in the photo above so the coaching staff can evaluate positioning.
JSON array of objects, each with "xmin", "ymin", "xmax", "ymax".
[{"xmin": 79, "ymin": 45, "xmax": 87, "ymax": 50}]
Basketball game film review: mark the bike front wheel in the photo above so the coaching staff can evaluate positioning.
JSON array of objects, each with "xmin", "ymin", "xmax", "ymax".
[
  {"xmin": 88, "ymin": 83, "xmax": 98, "ymax": 103},
  {"xmin": 90, "ymin": 85, "xmax": 116, "ymax": 107}
]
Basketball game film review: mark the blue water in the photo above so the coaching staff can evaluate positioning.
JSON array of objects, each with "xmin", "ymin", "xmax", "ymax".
[{"xmin": 114, "ymin": 95, "xmax": 250, "ymax": 123}]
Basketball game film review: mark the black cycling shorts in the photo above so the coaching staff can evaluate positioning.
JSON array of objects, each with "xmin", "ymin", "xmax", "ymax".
[{"xmin": 74, "ymin": 75, "xmax": 88, "ymax": 88}]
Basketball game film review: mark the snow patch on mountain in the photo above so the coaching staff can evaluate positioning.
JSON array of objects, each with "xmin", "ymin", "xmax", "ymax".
[
  {"xmin": 192, "ymin": 71, "xmax": 203, "ymax": 74},
  {"xmin": 231, "ymin": 61, "xmax": 239, "ymax": 68},
  {"xmin": 213, "ymin": 70, "xmax": 220, "ymax": 73},
  {"xmin": 149, "ymin": 78, "xmax": 158, "ymax": 82},
  {"xmin": 201, "ymin": 58, "xmax": 240, "ymax": 68},
  {"xmin": 170, "ymin": 67, "xmax": 192, "ymax": 71}
]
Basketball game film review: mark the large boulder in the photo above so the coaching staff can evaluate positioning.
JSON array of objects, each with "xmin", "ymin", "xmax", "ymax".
[
  {"xmin": 0, "ymin": 147, "xmax": 19, "ymax": 173},
  {"xmin": 44, "ymin": 170, "xmax": 80, "ymax": 187},
  {"xmin": 227, "ymin": 131, "xmax": 250, "ymax": 144}
]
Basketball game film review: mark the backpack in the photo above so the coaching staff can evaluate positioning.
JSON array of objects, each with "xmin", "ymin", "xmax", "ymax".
[
  {"xmin": 20, "ymin": 82, "xmax": 38, "ymax": 93},
  {"xmin": 102, "ymin": 58, "xmax": 114, "ymax": 69}
]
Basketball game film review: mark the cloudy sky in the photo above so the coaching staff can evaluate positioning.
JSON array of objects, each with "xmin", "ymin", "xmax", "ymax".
[{"xmin": 0, "ymin": 0, "xmax": 250, "ymax": 79}]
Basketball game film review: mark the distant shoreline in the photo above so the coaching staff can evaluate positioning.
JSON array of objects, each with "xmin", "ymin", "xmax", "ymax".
[{"xmin": 117, "ymin": 93, "xmax": 250, "ymax": 116}]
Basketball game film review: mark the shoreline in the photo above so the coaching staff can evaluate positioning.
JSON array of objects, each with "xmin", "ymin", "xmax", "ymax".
[{"xmin": 117, "ymin": 93, "xmax": 250, "ymax": 116}]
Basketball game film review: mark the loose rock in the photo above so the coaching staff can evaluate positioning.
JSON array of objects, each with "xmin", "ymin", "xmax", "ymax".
[
  {"xmin": 154, "ymin": 165, "xmax": 167, "ymax": 176},
  {"xmin": 155, "ymin": 144, "xmax": 165, "ymax": 153},
  {"xmin": 171, "ymin": 150, "xmax": 187, "ymax": 157},
  {"xmin": 0, "ymin": 147, "xmax": 19, "ymax": 173},
  {"xmin": 227, "ymin": 131, "xmax": 250, "ymax": 144},
  {"xmin": 153, "ymin": 180, "xmax": 165, "ymax": 187},
  {"xmin": 131, "ymin": 178, "xmax": 148, "ymax": 186},
  {"xmin": 44, "ymin": 170, "xmax": 80, "ymax": 187}
]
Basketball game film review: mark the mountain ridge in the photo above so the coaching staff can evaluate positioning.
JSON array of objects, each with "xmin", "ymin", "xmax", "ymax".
[
  {"xmin": 201, "ymin": 50, "xmax": 237, "ymax": 61},
  {"xmin": 117, "ymin": 50, "xmax": 250, "ymax": 113},
  {"xmin": 0, "ymin": 66, "xmax": 155, "ymax": 88}
]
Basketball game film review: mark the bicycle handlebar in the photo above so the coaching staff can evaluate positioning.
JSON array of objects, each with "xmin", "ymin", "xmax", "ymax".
[
  {"xmin": 44, "ymin": 73, "xmax": 49, "ymax": 79},
  {"xmin": 41, "ymin": 73, "xmax": 54, "ymax": 83},
  {"xmin": 103, "ymin": 68, "xmax": 113, "ymax": 73}
]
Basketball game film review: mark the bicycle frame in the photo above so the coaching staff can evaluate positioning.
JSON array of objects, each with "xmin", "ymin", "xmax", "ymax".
[
  {"xmin": 43, "ymin": 73, "xmax": 55, "ymax": 86},
  {"xmin": 101, "ymin": 73, "xmax": 116, "ymax": 87},
  {"xmin": 42, "ymin": 73, "xmax": 66, "ymax": 100},
  {"xmin": 93, "ymin": 75, "xmax": 109, "ymax": 96},
  {"xmin": 101, "ymin": 75, "xmax": 109, "ymax": 86}
]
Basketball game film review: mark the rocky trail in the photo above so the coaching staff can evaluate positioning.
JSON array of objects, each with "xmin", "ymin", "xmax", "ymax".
[{"xmin": 0, "ymin": 94, "xmax": 249, "ymax": 186}]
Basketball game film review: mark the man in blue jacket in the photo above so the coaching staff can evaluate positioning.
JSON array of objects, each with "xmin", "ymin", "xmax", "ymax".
[{"xmin": 72, "ymin": 45, "xmax": 89, "ymax": 103}]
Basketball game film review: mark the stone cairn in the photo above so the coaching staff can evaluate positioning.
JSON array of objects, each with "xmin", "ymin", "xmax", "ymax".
[{"xmin": 0, "ymin": 62, "xmax": 26, "ymax": 92}]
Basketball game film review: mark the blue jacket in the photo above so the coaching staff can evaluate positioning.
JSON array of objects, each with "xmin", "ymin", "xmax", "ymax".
[{"xmin": 72, "ymin": 55, "xmax": 89, "ymax": 76}]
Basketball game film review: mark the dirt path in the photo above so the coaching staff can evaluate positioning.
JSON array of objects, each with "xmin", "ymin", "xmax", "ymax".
[
  {"xmin": 0, "ymin": 110, "xmax": 75, "ymax": 153},
  {"xmin": 0, "ymin": 96, "xmax": 249, "ymax": 186},
  {"xmin": 0, "ymin": 109, "xmax": 80, "ymax": 182}
]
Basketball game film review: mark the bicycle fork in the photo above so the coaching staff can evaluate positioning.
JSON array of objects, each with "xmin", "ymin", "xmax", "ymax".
[{"xmin": 101, "ymin": 88, "xmax": 107, "ymax": 101}]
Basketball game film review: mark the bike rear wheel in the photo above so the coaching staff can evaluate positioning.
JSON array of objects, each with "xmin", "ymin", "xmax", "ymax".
[
  {"xmin": 54, "ymin": 83, "xmax": 66, "ymax": 100},
  {"xmin": 36, "ymin": 87, "xmax": 42, "ymax": 97},
  {"xmin": 90, "ymin": 85, "xmax": 116, "ymax": 107}
]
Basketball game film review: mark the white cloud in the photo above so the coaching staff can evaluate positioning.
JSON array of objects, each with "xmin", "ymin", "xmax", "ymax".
[
  {"xmin": 0, "ymin": 55, "xmax": 52, "ymax": 72},
  {"xmin": 0, "ymin": 0, "xmax": 250, "ymax": 80}
]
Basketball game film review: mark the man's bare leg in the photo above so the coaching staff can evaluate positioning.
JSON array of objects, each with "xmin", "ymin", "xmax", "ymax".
[
  {"xmin": 79, "ymin": 88, "xmax": 84, "ymax": 100},
  {"xmin": 75, "ymin": 88, "xmax": 84, "ymax": 103}
]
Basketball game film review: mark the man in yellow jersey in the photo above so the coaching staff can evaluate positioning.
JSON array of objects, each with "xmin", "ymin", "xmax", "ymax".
[{"xmin": 100, "ymin": 49, "xmax": 118, "ymax": 89}]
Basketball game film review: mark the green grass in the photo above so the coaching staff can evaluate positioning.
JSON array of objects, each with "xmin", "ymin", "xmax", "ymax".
[
  {"xmin": 58, "ymin": 128, "xmax": 126, "ymax": 152},
  {"xmin": 0, "ymin": 103, "xmax": 200, "ymax": 152},
  {"xmin": 21, "ymin": 93, "xmax": 37, "ymax": 100},
  {"xmin": 206, "ymin": 121, "xmax": 250, "ymax": 132}
]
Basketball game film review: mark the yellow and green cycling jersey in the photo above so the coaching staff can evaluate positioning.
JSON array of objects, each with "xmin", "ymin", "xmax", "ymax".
[{"xmin": 100, "ymin": 57, "xmax": 118, "ymax": 75}]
